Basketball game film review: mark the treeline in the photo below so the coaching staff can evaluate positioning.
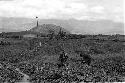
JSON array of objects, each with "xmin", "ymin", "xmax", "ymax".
[{"xmin": 0, "ymin": 31, "xmax": 124, "ymax": 41}]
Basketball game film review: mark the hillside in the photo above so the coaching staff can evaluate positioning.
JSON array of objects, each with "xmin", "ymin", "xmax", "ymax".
[
  {"xmin": 29, "ymin": 24, "xmax": 70, "ymax": 35},
  {"xmin": 0, "ymin": 24, "xmax": 70, "ymax": 38}
]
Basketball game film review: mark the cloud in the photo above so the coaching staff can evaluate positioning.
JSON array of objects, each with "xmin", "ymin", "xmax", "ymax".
[
  {"xmin": 0, "ymin": 0, "xmax": 123, "ymax": 22},
  {"xmin": 90, "ymin": 6, "xmax": 104, "ymax": 14},
  {"xmin": 0, "ymin": 0, "xmax": 13, "ymax": 1},
  {"xmin": 0, "ymin": 0, "xmax": 88, "ymax": 18}
]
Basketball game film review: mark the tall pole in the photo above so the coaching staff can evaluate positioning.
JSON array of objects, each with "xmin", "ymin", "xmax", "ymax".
[{"xmin": 36, "ymin": 16, "xmax": 38, "ymax": 27}]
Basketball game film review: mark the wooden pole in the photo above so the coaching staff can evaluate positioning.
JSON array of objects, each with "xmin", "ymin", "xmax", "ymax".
[{"xmin": 36, "ymin": 16, "xmax": 38, "ymax": 27}]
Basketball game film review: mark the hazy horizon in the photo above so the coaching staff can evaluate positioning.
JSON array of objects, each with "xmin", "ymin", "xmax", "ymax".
[
  {"xmin": 0, "ymin": 17, "xmax": 124, "ymax": 35},
  {"xmin": 0, "ymin": 0, "xmax": 124, "ymax": 34}
]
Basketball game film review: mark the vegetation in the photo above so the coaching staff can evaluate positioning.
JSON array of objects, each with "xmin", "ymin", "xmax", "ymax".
[{"xmin": 0, "ymin": 31, "xmax": 124, "ymax": 83}]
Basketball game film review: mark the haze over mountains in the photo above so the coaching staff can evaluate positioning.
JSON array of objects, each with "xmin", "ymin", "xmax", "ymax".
[{"xmin": 0, "ymin": 17, "xmax": 124, "ymax": 35}]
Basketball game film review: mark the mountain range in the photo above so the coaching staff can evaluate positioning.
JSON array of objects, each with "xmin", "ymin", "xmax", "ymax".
[{"xmin": 0, "ymin": 17, "xmax": 124, "ymax": 35}]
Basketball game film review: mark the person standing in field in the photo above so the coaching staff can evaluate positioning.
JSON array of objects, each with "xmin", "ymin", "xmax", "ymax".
[
  {"xmin": 58, "ymin": 51, "xmax": 69, "ymax": 68},
  {"xmin": 75, "ymin": 51, "xmax": 92, "ymax": 66},
  {"xmin": 80, "ymin": 52, "xmax": 92, "ymax": 66}
]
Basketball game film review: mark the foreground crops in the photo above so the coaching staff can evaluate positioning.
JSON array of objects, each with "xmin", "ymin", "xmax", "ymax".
[
  {"xmin": 0, "ymin": 56, "xmax": 125, "ymax": 83},
  {"xmin": 0, "ymin": 35, "xmax": 124, "ymax": 83}
]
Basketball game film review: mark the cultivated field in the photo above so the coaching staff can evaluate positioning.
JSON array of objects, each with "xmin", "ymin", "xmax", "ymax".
[{"xmin": 0, "ymin": 34, "xmax": 125, "ymax": 83}]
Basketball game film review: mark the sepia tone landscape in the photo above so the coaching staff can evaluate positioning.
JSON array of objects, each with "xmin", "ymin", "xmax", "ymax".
[
  {"xmin": 0, "ymin": 0, "xmax": 124, "ymax": 83},
  {"xmin": 0, "ymin": 23, "xmax": 124, "ymax": 83}
]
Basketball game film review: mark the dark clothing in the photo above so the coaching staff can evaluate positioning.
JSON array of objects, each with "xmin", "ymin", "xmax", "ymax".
[
  {"xmin": 57, "ymin": 63, "xmax": 65, "ymax": 68},
  {"xmin": 80, "ymin": 53, "xmax": 91, "ymax": 65},
  {"xmin": 58, "ymin": 52, "xmax": 68, "ymax": 68},
  {"xmin": 59, "ymin": 54, "xmax": 68, "ymax": 63}
]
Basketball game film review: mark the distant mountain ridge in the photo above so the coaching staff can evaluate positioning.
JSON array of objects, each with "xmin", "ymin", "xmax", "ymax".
[{"xmin": 0, "ymin": 17, "xmax": 124, "ymax": 35}]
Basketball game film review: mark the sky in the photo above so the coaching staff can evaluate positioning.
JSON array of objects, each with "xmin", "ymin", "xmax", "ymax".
[{"xmin": 0, "ymin": 0, "xmax": 124, "ymax": 22}]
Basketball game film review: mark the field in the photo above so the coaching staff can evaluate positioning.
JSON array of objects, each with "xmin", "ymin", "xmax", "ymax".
[{"xmin": 0, "ymin": 34, "xmax": 125, "ymax": 83}]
